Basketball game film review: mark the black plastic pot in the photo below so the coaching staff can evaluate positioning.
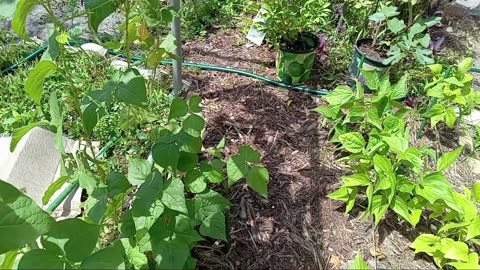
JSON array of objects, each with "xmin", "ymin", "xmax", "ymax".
[
  {"xmin": 348, "ymin": 38, "xmax": 390, "ymax": 87},
  {"xmin": 276, "ymin": 32, "xmax": 319, "ymax": 84}
]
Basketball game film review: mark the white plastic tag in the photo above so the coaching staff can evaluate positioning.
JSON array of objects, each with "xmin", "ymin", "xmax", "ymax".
[{"xmin": 246, "ymin": 8, "xmax": 266, "ymax": 46}]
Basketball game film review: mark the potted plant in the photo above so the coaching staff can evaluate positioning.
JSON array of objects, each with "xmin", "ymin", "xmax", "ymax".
[
  {"xmin": 349, "ymin": 4, "xmax": 440, "ymax": 84},
  {"xmin": 258, "ymin": 0, "xmax": 331, "ymax": 84}
]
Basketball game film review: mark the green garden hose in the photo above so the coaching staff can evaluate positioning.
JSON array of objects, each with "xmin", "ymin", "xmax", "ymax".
[{"xmin": 46, "ymin": 135, "xmax": 118, "ymax": 213}]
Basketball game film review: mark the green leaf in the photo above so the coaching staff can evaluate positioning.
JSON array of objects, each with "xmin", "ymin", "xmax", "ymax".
[
  {"xmin": 120, "ymin": 239, "xmax": 148, "ymax": 269},
  {"xmin": 128, "ymin": 158, "xmax": 152, "ymax": 185},
  {"xmin": 107, "ymin": 172, "xmax": 130, "ymax": 198},
  {"xmin": 160, "ymin": 33, "xmax": 177, "ymax": 55},
  {"xmin": 81, "ymin": 243, "xmax": 126, "ymax": 269},
  {"xmin": 416, "ymin": 172, "xmax": 453, "ymax": 205},
  {"xmin": 82, "ymin": 103, "xmax": 99, "ymax": 135},
  {"xmin": 216, "ymin": 137, "xmax": 226, "ymax": 149},
  {"xmin": 366, "ymin": 107, "xmax": 382, "ymax": 129},
  {"xmin": 0, "ymin": 250, "xmax": 19, "ymax": 269},
  {"xmin": 184, "ymin": 169, "xmax": 207, "ymax": 193},
  {"xmin": 200, "ymin": 212, "xmax": 227, "ymax": 241},
  {"xmin": 0, "ymin": 180, "xmax": 54, "ymax": 254},
  {"xmin": 182, "ymin": 114, "xmax": 205, "ymax": 137},
  {"xmin": 348, "ymin": 252, "xmax": 371, "ymax": 270},
  {"xmin": 177, "ymin": 131, "xmax": 202, "ymax": 153},
  {"xmin": 360, "ymin": 69, "xmax": 379, "ymax": 90},
  {"xmin": 161, "ymin": 178, "xmax": 187, "ymax": 214},
  {"xmin": 314, "ymin": 105, "xmax": 341, "ymax": 119},
  {"xmin": 387, "ymin": 17, "xmax": 406, "ymax": 34},
  {"xmin": 177, "ymin": 152, "xmax": 198, "ymax": 172},
  {"xmin": 246, "ymin": 166, "xmax": 269, "ymax": 198},
  {"xmin": 42, "ymin": 29, "xmax": 60, "ymax": 61},
  {"xmin": 445, "ymin": 77, "xmax": 464, "ymax": 87},
  {"xmin": 444, "ymin": 240, "xmax": 469, "ymax": 262},
  {"xmin": 391, "ymin": 75, "xmax": 408, "ymax": 99},
  {"xmin": 444, "ymin": 107, "xmax": 456, "ymax": 128},
  {"xmin": 152, "ymin": 142, "xmax": 180, "ymax": 172},
  {"xmin": 422, "ymin": 103, "xmax": 445, "ymax": 118},
  {"xmin": 188, "ymin": 95, "xmax": 202, "ymax": 113},
  {"xmin": 391, "ymin": 196, "xmax": 420, "ymax": 226},
  {"xmin": 226, "ymin": 155, "xmax": 249, "ymax": 186},
  {"xmin": 382, "ymin": 135, "xmax": 408, "ymax": 154},
  {"xmin": 457, "ymin": 57, "xmax": 473, "ymax": 76},
  {"xmin": 428, "ymin": 64, "xmax": 443, "ymax": 75},
  {"xmin": 169, "ymin": 97, "xmax": 188, "ymax": 120},
  {"xmin": 473, "ymin": 182, "xmax": 480, "ymax": 203},
  {"xmin": 373, "ymin": 155, "xmax": 392, "ymax": 172},
  {"xmin": 12, "ymin": 0, "xmax": 40, "ymax": 40},
  {"xmin": 324, "ymin": 86, "xmax": 353, "ymax": 106},
  {"xmin": 115, "ymin": 69, "xmax": 148, "ymax": 108},
  {"xmin": 200, "ymin": 162, "xmax": 224, "ymax": 184},
  {"xmin": 195, "ymin": 189, "xmax": 231, "ymax": 221},
  {"xmin": 342, "ymin": 174, "xmax": 370, "ymax": 187},
  {"xmin": 42, "ymin": 175, "xmax": 69, "ymax": 205},
  {"xmin": 339, "ymin": 132, "xmax": 366, "ymax": 153},
  {"xmin": 466, "ymin": 218, "xmax": 480, "ymax": 240},
  {"xmin": 18, "ymin": 249, "xmax": 64, "ymax": 269},
  {"xmin": 414, "ymin": 47, "xmax": 434, "ymax": 65},
  {"xmin": 41, "ymin": 219, "xmax": 100, "ymax": 262},
  {"xmin": 0, "ymin": 0, "xmax": 19, "ymax": 17},
  {"xmin": 152, "ymin": 239, "xmax": 189, "ymax": 269},
  {"xmin": 25, "ymin": 60, "xmax": 57, "ymax": 104},
  {"xmin": 427, "ymin": 83, "xmax": 445, "ymax": 98},
  {"xmin": 410, "ymin": 234, "xmax": 440, "ymax": 255},
  {"xmin": 239, "ymin": 145, "xmax": 261, "ymax": 163},
  {"xmin": 84, "ymin": 0, "xmax": 123, "ymax": 32},
  {"xmin": 437, "ymin": 146, "xmax": 463, "ymax": 171}
]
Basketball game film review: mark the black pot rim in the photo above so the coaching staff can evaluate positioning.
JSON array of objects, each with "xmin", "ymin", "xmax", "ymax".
[
  {"xmin": 354, "ymin": 38, "xmax": 390, "ymax": 68},
  {"xmin": 279, "ymin": 32, "xmax": 319, "ymax": 54}
]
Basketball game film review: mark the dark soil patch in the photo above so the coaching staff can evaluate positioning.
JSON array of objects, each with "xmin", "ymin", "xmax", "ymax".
[
  {"xmin": 182, "ymin": 28, "xmax": 435, "ymax": 269},
  {"xmin": 358, "ymin": 40, "xmax": 388, "ymax": 62}
]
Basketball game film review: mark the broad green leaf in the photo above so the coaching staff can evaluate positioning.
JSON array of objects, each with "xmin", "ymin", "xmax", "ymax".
[
  {"xmin": 366, "ymin": 107, "xmax": 382, "ymax": 129},
  {"xmin": 369, "ymin": 12, "xmax": 385, "ymax": 21},
  {"xmin": 390, "ymin": 75, "xmax": 408, "ymax": 99},
  {"xmin": 348, "ymin": 252, "xmax": 371, "ymax": 270},
  {"xmin": 339, "ymin": 132, "xmax": 366, "ymax": 153},
  {"xmin": 216, "ymin": 137, "xmax": 226, "ymax": 149},
  {"xmin": 437, "ymin": 146, "xmax": 463, "ymax": 171},
  {"xmin": 444, "ymin": 107, "xmax": 456, "ymax": 128},
  {"xmin": 160, "ymin": 33, "xmax": 177, "ymax": 55},
  {"xmin": 25, "ymin": 60, "xmax": 56, "ymax": 104},
  {"xmin": 115, "ymin": 69, "xmax": 148, "ymax": 108},
  {"xmin": 152, "ymin": 142, "xmax": 180, "ymax": 172},
  {"xmin": 107, "ymin": 171, "xmax": 130, "ymax": 198},
  {"xmin": 387, "ymin": 17, "xmax": 405, "ymax": 34},
  {"xmin": 445, "ymin": 77, "xmax": 464, "ymax": 87},
  {"xmin": 169, "ymin": 97, "xmax": 188, "ymax": 120},
  {"xmin": 133, "ymin": 170, "xmax": 164, "ymax": 224},
  {"xmin": 410, "ymin": 234, "xmax": 440, "ymax": 255},
  {"xmin": 81, "ymin": 243, "xmax": 126, "ymax": 269},
  {"xmin": 373, "ymin": 155, "xmax": 392, "ymax": 173},
  {"xmin": 177, "ymin": 151, "xmax": 198, "ymax": 172},
  {"xmin": 49, "ymin": 93, "xmax": 62, "ymax": 128},
  {"xmin": 342, "ymin": 174, "xmax": 370, "ymax": 187},
  {"xmin": 246, "ymin": 166, "xmax": 269, "ymax": 198},
  {"xmin": 177, "ymin": 131, "xmax": 202, "ymax": 153},
  {"xmin": 152, "ymin": 239, "xmax": 189, "ymax": 269},
  {"xmin": 84, "ymin": 188, "xmax": 107, "ymax": 224},
  {"xmin": 428, "ymin": 64, "xmax": 442, "ymax": 75},
  {"xmin": 82, "ymin": 103, "xmax": 99, "ymax": 135},
  {"xmin": 239, "ymin": 145, "xmax": 261, "ymax": 163},
  {"xmin": 161, "ymin": 178, "xmax": 187, "ymax": 214},
  {"xmin": 41, "ymin": 219, "xmax": 100, "ymax": 262},
  {"xmin": 0, "ymin": 180, "xmax": 54, "ymax": 254},
  {"xmin": 200, "ymin": 162, "xmax": 224, "ymax": 184},
  {"xmin": 42, "ymin": 175, "xmax": 69, "ymax": 205},
  {"xmin": 0, "ymin": 0, "xmax": 18, "ymax": 17},
  {"xmin": 457, "ymin": 57, "xmax": 473, "ymax": 76},
  {"xmin": 226, "ymin": 155, "xmax": 249, "ymax": 186},
  {"xmin": 84, "ymin": 0, "xmax": 123, "ymax": 32},
  {"xmin": 188, "ymin": 95, "xmax": 202, "ymax": 113},
  {"xmin": 42, "ymin": 29, "xmax": 60, "ymax": 61},
  {"xmin": 195, "ymin": 189, "xmax": 231, "ymax": 221},
  {"xmin": 118, "ymin": 210, "xmax": 136, "ymax": 237},
  {"xmin": 473, "ymin": 182, "xmax": 480, "ymax": 203},
  {"xmin": 184, "ymin": 169, "xmax": 207, "ymax": 193},
  {"xmin": 324, "ymin": 86, "xmax": 353, "ymax": 106},
  {"xmin": 382, "ymin": 135, "xmax": 408, "ymax": 153},
  {"xmin": 416, "ymin": 172, "xmax": 454, "ymax": 205},
  {"xmin": 427, "ymin": 83, "xmax": 445, "ymax": 98},
  {"xmin": 391, "ymin": 196, "xmax": 420, "ymax": 226},
  {"xmin": 466, "ymin": 218, "xmax": 480, "ymax": 240},
  {"xmin": 12, "ymin": 0, "xmax": 40, "ymax": 40},
  {"xmin": 360, "ymin": 69, "xmax": 379, "ymax": 90},
  {"xmin": 448, "ymin": 262, "xmax": 480, "ymax": 270},
  {"xmin": 444, "ymin": 240, "xmax": 469, "ymax": 262},
  {"xmin": 18, "ymin": 249, "xmax": 64, "ymax": 269},
  {"xmin": 128, "ymin": 158, "xmax": 152, "ymax": 185},
  {"xmin": 414, "ymin": 47, "xmax": 434, "ymax": 65},
  {"xmin": 200, "ymin": 212, "xmax": 227, "ymax": 241},
  {"xmin": 120, "ymin": 239, "xmax": 148, "ymax": 269},
  {"xmin": 314, "ymin": 105, "xmax": 341, "ymax": 119},
  {"xmin": 182, "ymin": 114, "xmax": 205, "ymax": 137}
]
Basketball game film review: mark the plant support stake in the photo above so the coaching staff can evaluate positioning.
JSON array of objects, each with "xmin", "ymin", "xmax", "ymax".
[{"xmin": 170, "ymin": 0, "xmax": 183, "ymax": 95}]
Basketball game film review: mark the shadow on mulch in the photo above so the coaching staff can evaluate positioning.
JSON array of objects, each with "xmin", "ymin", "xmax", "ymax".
[{"xmin": 186, "ymin": 71, "xmax": 344, "ymax": 269}]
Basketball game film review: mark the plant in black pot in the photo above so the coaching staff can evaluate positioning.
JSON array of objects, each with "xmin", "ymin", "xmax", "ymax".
[
  {"xmin": 257, "ymin": 0, "xmax": 331, "ymax": 84},
  {"xmin": 350, "ymin": 4, "xmax": 440, "ymax": 84}
]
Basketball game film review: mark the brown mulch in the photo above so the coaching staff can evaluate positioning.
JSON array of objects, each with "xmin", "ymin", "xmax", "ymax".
[{"xmin": 181, "ymin": 29, "xmax": 438, "ymax": 269}]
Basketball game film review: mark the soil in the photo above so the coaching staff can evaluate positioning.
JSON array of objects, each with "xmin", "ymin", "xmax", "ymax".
[
  {"xmin": 358, "ymin": 40, "xmax": 388, "ymax": 62},
  {"xmin": 182, "ymin": 29, "xmax": 438, "ymax": 269}
]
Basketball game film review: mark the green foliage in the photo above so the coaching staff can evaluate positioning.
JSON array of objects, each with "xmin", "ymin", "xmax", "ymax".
[
  {"xmin": 421, "ymin": 58, "xmax": 480, "ymax": 129},
  {"xmin": 253, "ymin": 0, "xmax": 331, "ymax": 47},
  {"xmin": 348, "ymin": 252, "xmax": 371, "ymax": 270}
]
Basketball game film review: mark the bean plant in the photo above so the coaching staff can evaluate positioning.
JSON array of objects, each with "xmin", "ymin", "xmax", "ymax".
[
  {"xmin": 315, "ymin": 64, "xmax": 480, "ymax": 269},
  {"xmin": 0, "ymin": 0, "xmax": 269, "ymax": 268}
]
